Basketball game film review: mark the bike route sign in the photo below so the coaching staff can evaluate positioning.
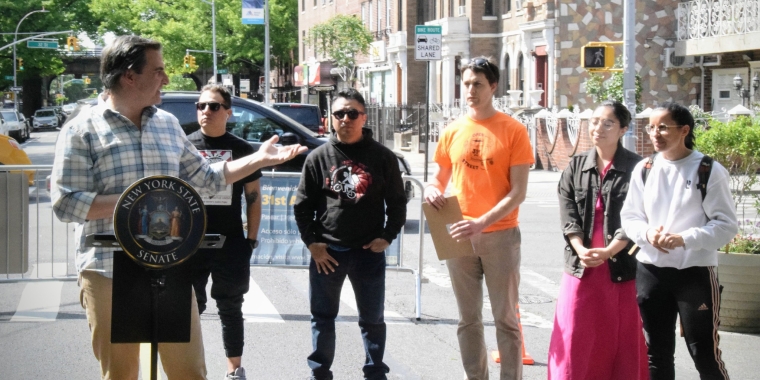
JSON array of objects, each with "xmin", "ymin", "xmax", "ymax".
[{"xmin": 415, "ymin": 25, "xmax": 442, "ymax": 61}]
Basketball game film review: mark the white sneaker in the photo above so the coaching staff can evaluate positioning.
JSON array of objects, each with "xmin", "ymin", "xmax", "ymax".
[{"xmin": 225, "ymin": 367, "xmax": 246, "ymax": 380}]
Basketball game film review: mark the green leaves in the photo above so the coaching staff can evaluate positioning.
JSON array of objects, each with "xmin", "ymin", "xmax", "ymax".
[
  {"xmin": 696, "ymin": 114, "xmax": 760, "ymax": 238},
  {"xmin": 308, "ymin": 14, "xmax": 372, "ymax": 83}
]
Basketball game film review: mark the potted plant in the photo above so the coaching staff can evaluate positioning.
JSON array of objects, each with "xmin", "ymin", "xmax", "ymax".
[{"xmin": 695, "ymin": 112, "xmax": 760, "ymax": 333}]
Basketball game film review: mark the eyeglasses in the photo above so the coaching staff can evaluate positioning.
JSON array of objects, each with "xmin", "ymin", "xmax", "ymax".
[
  {"xmin": 644, "ymin": 123, "xmax": 682, "ymax": 135},
  {"xmin": 589, "ymin": 117, "xmax": 618, "ymax": 130},
  {"xmin": 332, "ymin": 109, "xmax": 365, "ymax": 120},
  {"xmin": 195, "ymin": 102, "xmax": 229, "ymax": 112}
]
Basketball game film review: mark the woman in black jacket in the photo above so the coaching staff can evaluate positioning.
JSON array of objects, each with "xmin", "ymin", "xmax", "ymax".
[{"xmin": 547, "ymin": 101, "xmax": 647, "ymax": 380}]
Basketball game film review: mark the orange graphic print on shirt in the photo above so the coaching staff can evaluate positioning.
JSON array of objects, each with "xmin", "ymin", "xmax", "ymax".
[
  {"xmin": 463, "ymin": 132, "xmax": 495, "ymax": 170},
  {"xmin": 327, "ymin": 160, "xmax": 372, "ymax": 201}
]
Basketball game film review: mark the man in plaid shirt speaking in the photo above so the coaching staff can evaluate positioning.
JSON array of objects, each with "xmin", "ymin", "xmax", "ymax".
[{"xmin": 51, "ymin": 35, "xmax": 305, "ymax": 380}]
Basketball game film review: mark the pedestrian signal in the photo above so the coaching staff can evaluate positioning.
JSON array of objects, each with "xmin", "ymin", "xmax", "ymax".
[{"xmin": 581, "ymin": 45, "xmax": 614, "ymax": 70}]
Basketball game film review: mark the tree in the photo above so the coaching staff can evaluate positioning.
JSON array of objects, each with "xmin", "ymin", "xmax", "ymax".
[
  {"xmin": 88, "ymin": 0, "xmax": 298, "ymax": 86},
  {"xmin": 1, "ymin": 0, "xmax": 100, "ymax": 116},
  {"xmin": 308, "ymin": 14, "xmax": 373, "ymax": 87},
  {"xmin": 584, "ymin": 60, "xmax": 643, "ymax": 111}
]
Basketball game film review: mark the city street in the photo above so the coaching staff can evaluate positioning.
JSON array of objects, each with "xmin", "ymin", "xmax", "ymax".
[{"xmin": 0, "ymin": 131, "xmax": 759, "ymax": 379}]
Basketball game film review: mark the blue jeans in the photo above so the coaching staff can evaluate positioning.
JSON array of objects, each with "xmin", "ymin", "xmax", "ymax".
[{"xmin": 307, "ymin": 246, "xmax": 389, "ymax": 380}]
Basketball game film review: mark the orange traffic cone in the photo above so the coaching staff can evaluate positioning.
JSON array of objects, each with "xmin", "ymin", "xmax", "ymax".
[{"xmin": 491, "ymin": 304, "xmax": 535, "ymax": 365}]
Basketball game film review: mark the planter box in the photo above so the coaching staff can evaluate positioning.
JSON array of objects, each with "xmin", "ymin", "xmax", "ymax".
[{"xmin": 718, "ymin": 252, "xmax": 760, "ymax": 333}]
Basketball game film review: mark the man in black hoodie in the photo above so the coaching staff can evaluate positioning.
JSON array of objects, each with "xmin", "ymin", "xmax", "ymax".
[{"xmin": 294, "ymin": 89, "xmax": 407, "ymax": 380}]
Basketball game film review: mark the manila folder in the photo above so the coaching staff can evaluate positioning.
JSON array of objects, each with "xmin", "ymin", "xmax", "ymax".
[{"xmin": 422, "ymin": 196, "xmax": 475, "ymax": 260}]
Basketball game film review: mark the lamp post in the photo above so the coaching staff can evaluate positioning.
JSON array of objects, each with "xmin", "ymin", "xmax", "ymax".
[
  {"xmin": 200, "ymin": 0, "xmax": 217, "ymax": 84},
  {"xmin": 13, "ymin": 8, "xmax": 48, "ymax": 112},
  {"xmin": 733, "ymin": 72, "xmax": 760, "ymax": 107}
]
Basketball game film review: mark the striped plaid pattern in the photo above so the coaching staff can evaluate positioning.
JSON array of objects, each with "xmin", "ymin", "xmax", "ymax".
[{"xmin": 52, "ymin": 99, "xmax": 227, "ymax": 277}]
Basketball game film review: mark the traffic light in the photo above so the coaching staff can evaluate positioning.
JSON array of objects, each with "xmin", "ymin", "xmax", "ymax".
[
  {"xmin": 189, "ymin": 55, "xmax": 196, "ymax": 68},
  {"xmin": 66, "ymin": 36, "xmax": 80, "ymax": 51},
  {"xmin": 17, "ymin": 58, "xmax": 23, "ymax": 71},
  {"xmin": 581, "ymin": 44, "xmax": 615, "ymax": 71},
  {"xmin": 184, "ymin": 55, "xmax": 190, "ymax": 68}
]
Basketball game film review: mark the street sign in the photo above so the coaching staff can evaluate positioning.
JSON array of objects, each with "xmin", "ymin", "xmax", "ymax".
[
  {"xmin": 27, "ymin": 40, "xmax": 59, "ymax": 49},
  {"xmin": 10, "ymin": 86, "xmax": 22, "ymax": 92},
  {"xmin": 70, "ymin": 79, "xmax": 84, "ymax": 84},
  {"xmin": 415, "ymin": 25, "xmax": 442, "ymax": 61},
  {"xmin": 4, "ymin": 76, "xmax": 13, "ymax": 80},
  {"xmin": 217, "ymin": 69, "xmax": 228, "ymax": 74}
]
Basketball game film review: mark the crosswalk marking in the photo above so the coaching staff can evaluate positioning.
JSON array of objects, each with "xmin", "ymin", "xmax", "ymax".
[
  {"xmin": 520, "ymin": 269, "xmax": 560, "ymax": 300},
  {"xmin": 10, "ymin": 281, "xmax": 64, "ymax": 322},
  {"xmin": 242, "ymin": 276, "xmax": 285, "ymax": 323},
  {"xmin": 337, "ymin": 281, "xmax": 412, "ymax": 325}
]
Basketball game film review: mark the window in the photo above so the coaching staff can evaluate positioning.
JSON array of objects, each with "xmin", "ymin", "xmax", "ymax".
[
  {"xmin": 314, "ymin": 0, "xmax": 317, "ymax": 7},
  {"xmin": 369, "ymin": 0, "xmax": 373, "ymax": 31},
  {"xmin": 302, "ymin": 0, "xmax": 305, "ymax": 11},
  {"xmin": 362, "ymin": 3, "xmax": 367, "ymax": 27},
  {"xmin": 386, "ymin": 0, "xmax": 392, "ymax": 29},
  {"xmin": 229, "ymin": 106, "xmax": 289, "ymax": 142},
  {"xmin": 518, "ymin": 53, "xmax": 524, "ymax": 98},
  {"xmin": 398, "ymin": 0, "xmax": 403, "ymax": 31},
  {"xmin": 515, "ymin": 0, "xmax": 522, "ymax": 10},
  {"xmin": 504, "ymin": 54, "xmax": 511, "ymax": 91},
  {"xmin": 377, "ymin": 0, "xmax": 382, "ymax": 34},
  {"xmin": 504, "ymin": 0, "xmax": 511, "ymax": 13},
  {"xmin": 302, "ymin": 30, "xmax": 306, "ymax": 62},
  {"xmin": 449, "ymin": 0, "xmax": 454, "ymax": 16},
  {"xmin": 484, "ymin": 0, "xmax": 494, "ymax": 16},
  {"xmin": 719, "ymin": 90, "xmax": 731, "ymax": 99}
]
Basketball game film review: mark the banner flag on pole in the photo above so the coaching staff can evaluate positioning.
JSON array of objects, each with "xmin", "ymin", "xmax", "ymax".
[{"xmin": 242, "ymin": 0, "xmax": 264, "ymax": 24}]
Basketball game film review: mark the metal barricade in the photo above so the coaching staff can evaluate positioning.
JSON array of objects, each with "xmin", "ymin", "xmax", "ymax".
[
  {"xmin": 0, "ymin": 166, "xmax": 429, "ymax": 318},
  {"xmin": 0, "ymin": 165, "xmax": 77, "ymax": 282}
]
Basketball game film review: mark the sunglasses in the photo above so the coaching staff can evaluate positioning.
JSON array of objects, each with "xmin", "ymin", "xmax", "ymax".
[
  {"xmin": 332, "ymin": 109, "xmax": 365, "ymax": 120},
  {"xmin": 472, "ymin": 58, "xmax": 495, "ymax": 76},
  {"xmin": 195, "ymin": 102, "xmax": 229, "ymax": 112}
]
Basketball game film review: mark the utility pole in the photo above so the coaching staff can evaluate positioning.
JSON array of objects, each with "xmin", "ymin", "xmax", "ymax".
[
  {"xmin": 13, "ymin": 8, "xmax": 48, "ymax": 112},
  {"xmin": 264, "ymin": 0, "xmax": 270, "ymax": 104},
  {"xmin": 621, "ymin": 0, "xmax": 637, "ymax": 152}
]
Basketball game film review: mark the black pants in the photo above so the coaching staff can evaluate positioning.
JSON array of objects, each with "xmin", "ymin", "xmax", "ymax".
[
  {"xmin": 636, "ymin": 262, "xmax": 730, "ymax": 380},
  {"xmin": 190, "ymin": 236, "xmax": 253, "ymax": 358}
]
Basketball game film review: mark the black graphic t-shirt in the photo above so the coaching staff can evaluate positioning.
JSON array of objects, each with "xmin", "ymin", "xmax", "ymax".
[{"xmin": 187, "ymin": 131, "xmax": 262, "ymax": 237}]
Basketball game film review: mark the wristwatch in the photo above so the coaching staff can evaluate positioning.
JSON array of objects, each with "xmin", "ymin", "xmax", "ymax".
[{"xmin": 248, "ymin": 238, "xmax": 259, "ymax": 250}]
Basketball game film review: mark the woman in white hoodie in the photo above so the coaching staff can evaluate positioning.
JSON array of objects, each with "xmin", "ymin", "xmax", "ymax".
[{"xmin": 620, "ymin": 102, "xmax": 738, "ymax": 380}]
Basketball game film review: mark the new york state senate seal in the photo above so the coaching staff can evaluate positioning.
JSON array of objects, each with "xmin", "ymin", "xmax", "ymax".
[{"xmin": 113, "ymin": 176, "xmax": 207, "ymax": 269}]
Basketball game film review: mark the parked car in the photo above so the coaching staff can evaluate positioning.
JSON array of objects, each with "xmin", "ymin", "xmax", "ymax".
[
  {"xmin": 272, "ymin": 103, "xmax": 325, "ymax": 134},
  {"xmin": 0, "ymin": 110, "xmax": 31, "ymax": 142},
  {"xmin": 32, "ymin": 109, "xmax": 59, "ymax": 130},
  {"xmin": 61, "ymin": 103, "xmax": 77, "ymax": 115},
  {"xmin": 0, "ymin": 134, "xmax": 34, "ymax": 184},
  {"xmin": 74, "ymin": 92, "xmax": 415, "ymax": 201}
]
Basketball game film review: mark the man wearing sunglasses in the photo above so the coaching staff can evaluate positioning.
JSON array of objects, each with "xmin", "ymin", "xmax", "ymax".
[
  {"xmin": 424, "ymin": 56, "xmax": 534, "ymax": 380},
  {"xmin": 294, "ymin": 89, "xmax": 407, "ymax": 380},
  {"xmin": 51, "ymin": 35, "xmax": 306, "ymax": 380},
  {"xmin": 186, "ymin": 85, "xmax": 261, "ymax": 380}
]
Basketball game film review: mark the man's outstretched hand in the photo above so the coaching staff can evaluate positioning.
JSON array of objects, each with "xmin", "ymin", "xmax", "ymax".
[{"xmin": 255, "ymin": 135, "xmax": 308, "ymax": 167}]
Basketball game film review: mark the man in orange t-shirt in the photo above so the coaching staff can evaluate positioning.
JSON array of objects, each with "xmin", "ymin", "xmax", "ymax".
[{"xmin": 424, "ymin": 56, "xmax": 534, "ymax": 380}]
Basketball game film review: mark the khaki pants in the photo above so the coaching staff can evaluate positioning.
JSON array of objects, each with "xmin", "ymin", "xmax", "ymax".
[
  {"xmin": 446, "ymin": 227, "xmax": 522, "ymax": 380},
  {"xmin": 79, "ymin": 271, "xmax": 207, "ymax": 380}
]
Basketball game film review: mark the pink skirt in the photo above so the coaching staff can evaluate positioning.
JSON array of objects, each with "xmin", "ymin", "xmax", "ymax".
[{"xmin": 547, "ymin": 261, "xmax": 648, "ymax": 380}]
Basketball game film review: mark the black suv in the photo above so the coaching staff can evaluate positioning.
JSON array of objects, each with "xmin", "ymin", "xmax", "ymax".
[
  {"xmin": 272, "ymin": 103, "xmax": 324, "ymax": 134},
  {"xmin": 72, "ymin": 92, "xmax": 415, "ymax": 200}
]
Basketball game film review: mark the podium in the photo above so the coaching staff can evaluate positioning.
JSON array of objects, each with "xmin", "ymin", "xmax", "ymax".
[{"xmin": 86, "ymin": 176, "xmax": 223, "ymax": 380}]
